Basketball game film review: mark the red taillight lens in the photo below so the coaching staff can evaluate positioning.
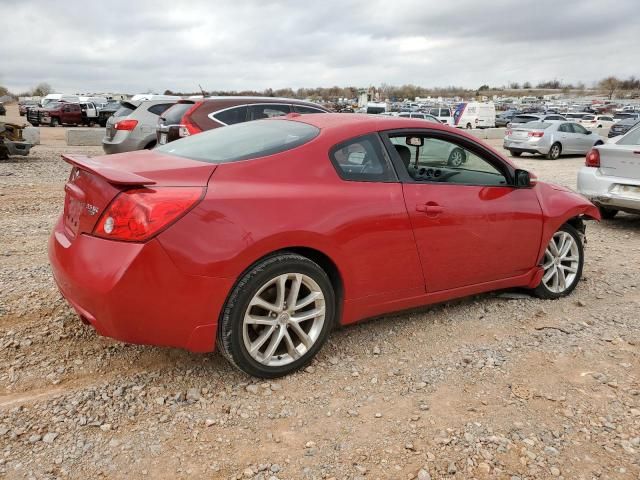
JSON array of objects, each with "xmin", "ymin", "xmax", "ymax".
[
  {"xmin": 585, "ymin": 148, "xmax": 600, "ymax": 168},
  {"xmin": 93, "ymin": 187, "xmax": 204, "ymax": 241},
  {"xmin": 114, "ymin": 119, "xmax": 138, "ymax": 131},
  {"xmin": 528, "ymin": 131, "xmax": 544, "ymax": 137},
  {"xmin": 181, "ymin": 102, "xmax": 203, "ymax": 135},
  {"xmin": 505, "ymin": 129, "xmax": 512, "ymax": 136}
]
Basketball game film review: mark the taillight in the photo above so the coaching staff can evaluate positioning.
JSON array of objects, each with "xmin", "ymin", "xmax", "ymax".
[
  {"xmin": 585, "ymin": 148, "xmax": 600, "ymax": 168},
  {"xmin": 93, "ymin": 187, "xmax": 204, "ymax": 241},
  {"xmin": 181, "ymin": 102, "xmax": 202, "ymax": 136},
  {"xmin": 114, "ymin": 119, "xmax": 138, "ymax": 131},
  {"xmin": 528, "ymin": 131, "xmax": 544, "ymax": 138},
  {"xmin": 505, "ymin": 129, "xmax": 512, "ymax": 136}
]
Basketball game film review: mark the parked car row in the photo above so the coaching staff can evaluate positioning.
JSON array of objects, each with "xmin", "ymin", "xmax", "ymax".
[{"xmin": 102, "ymin": 96, "xmax": 329, "ymax": 154}]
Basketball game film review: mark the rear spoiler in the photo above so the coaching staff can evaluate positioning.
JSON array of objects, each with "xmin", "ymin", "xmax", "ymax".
[{"xmin": 62, "ymin": 154, "xmax": 156, "ymax": 186}]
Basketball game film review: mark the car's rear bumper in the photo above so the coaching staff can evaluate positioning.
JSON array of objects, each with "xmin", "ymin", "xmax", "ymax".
[
  {"xmin": 503, "ymin": 138, "xmax": 550, "ymax": 155},
  {"xmin": 102, "ymin": 131, "xmax": 151, "ymax": 154},
  {"xmin": 577, "ymin": 167, "xmax": 640, "ymax": 214},
  {"xmin": 48, "ymin": 217, "xmax": 233, "ymax": 352}
]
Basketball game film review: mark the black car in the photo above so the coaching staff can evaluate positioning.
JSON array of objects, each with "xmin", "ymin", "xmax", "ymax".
[
  {"xmin": 608, "ymin": 118, "xmax": 640, "ymax": 138},
  {"xmin": 495, "ymin": 111, "xmax": 520, "ymax": 127},
  {"xmin": 97, "ymin": 100, "xmax": 122, "ymax": 127}
]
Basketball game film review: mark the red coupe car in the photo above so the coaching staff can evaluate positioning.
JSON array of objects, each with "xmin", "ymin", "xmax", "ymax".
[{"xmin": 49, "ymin": 114, "xmax": 599, "ymax": 377}]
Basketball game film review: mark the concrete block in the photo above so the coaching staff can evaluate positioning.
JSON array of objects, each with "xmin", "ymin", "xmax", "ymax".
[
  {"xmin": 22, "ymin": 127, "xmax": 40, "ymax": 145},
  {"xmin": 484, "ymin": 128, "xmax": 506, "ymax": 139},
  {"xmin": 66, "ymin": 128, "xmax": 105, "ymax": 146}
]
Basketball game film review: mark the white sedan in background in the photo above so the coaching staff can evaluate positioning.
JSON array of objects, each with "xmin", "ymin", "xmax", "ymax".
[{"xmin": 578, "ymin": 124, "xmax": 640, "ymax": 218}]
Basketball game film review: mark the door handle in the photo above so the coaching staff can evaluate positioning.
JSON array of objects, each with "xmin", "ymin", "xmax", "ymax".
[{"xmin": 416, "ymin": 202, "xmax": 444, "ymax": 215}]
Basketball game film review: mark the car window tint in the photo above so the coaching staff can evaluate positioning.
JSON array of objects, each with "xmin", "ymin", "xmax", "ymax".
[
  {"xmin": 213, "ymin": 106, "xmax": 248, "ymax": 125},
  {"xmin": 156, "ymin": 119, "xmax": 319, "ymax": 163},
  {"xmin": 147, "ymin": 103, "xmax": 174, "ymax": 116},
  {"xmin": 389, "ymin": 135, "xmax": 507, "ymax": 186},
  {"xmin": 558, "ymin": 123, "xmax": 572, "ymax": 133},
  {"xmin": 330, "ymin": 134, "xmax": 395, "ymax": 182},
  {"xmin": 247, "ymin": 104, "xmax": 291, "ymax": 121},
  {"xmin": 161, "ymin": 103, "xmax": 193, "ymax": 123},
  {"xmin": 293, "ymin": 105, "xmax": 325, "ymax": 114},
  {"xmin": 571, "ymin": 123, "xmax": 588, "ymax": 135},
  {"xmin": 114, "ymin": 106, "xmax": 133, "ymax": 118}
]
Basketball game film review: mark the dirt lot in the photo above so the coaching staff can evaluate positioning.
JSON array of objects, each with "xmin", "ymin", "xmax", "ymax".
[{"xmin": 1, "ymin": 103, "xmax": 639, "ymax": 479}]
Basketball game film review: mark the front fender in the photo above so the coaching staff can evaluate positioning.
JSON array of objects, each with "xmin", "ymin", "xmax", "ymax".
[{"xmin": 535, "ymin": 182, "xmax": 600, "ymax": 262}]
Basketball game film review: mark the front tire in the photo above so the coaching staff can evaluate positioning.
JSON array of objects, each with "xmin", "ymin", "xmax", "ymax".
[
  {"xmin": 510, "ymin": 150, "xmax": 522, "ymax": 157},
  {"xmin": 217, "ymin": 253, "xmax": 335, "ymax": 378},
  {"xmin": 50, "ymin": 117, "xmax": 59, "ymax": 127},
  {"xmin": 447, "ymin": 147, "xmax": 466, "ymax": 167},
  {"xmin": 546, "ymin": 142, "xmax": 561, "ymax": 160},
  {"xmin": 532, "ymin": 224, "xmax": 584, "ymax": 299}
]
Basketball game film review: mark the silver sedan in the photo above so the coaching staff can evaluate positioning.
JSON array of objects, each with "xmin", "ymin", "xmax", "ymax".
[{"xmin": 504, "ymin": 121, "xmax": 604, "ymax": 160}]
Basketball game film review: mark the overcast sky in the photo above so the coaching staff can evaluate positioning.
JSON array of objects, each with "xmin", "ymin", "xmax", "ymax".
[{"xmin": 1, "ymin": 0, "xmax": 638, "ymax": 94}]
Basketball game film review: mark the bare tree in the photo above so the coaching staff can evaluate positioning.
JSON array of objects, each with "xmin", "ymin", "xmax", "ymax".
[
  {"xmin": 599, "ymin": 76, "xmax": 619, "ymax": 100},
  {"xmin": 32, "ymin": 82, "xmax": 53, "ymax": 96}
]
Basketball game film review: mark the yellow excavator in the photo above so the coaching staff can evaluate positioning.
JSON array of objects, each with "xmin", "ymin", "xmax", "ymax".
[{"xmin": 0, "ymin": 122, "xmax": 33, "ymax": 160}]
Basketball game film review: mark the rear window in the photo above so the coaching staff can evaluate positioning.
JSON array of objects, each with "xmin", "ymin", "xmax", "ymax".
[
  {"xmin": 513, "ymin": 115, "xmax": 537, "ymax": 123},
  {"xmin": 161, "ymin": 103, "xmax": 194, "ymax": 124},
  {"xmin": 114, "ymin": 105, "xmax": 134, "ymax": 118},
  {"xmin": 147, "ymin": 103, "xmax": 174, "ymax": 116},
  {"xmin": 524, "ymin": 122, "xmax": 551, "ymax": 129},
  {"xmin": 155, "ymin": 119, "xmax": 319, "ymax": 163},
  {"xmin": 582, "ymin": 115, "xmax": 595, "ymax": 120}
]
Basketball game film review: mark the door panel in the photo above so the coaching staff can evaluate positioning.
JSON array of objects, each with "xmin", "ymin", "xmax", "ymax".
[{"xmin": 403, "ymin": 184, "xmax": 543, "ymax": 291}]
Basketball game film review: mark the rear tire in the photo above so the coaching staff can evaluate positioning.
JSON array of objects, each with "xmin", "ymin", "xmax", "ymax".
[
  {"xmin": 510, "ymin": 150, "xmax": 522, "ymax": 157},
  {"xmin": 144, "ymin": 141, "xmax": 157, "ymax": 150},
  {"xmin": 546, "ymin": 142, "xmax": 561, "ymax": 160},
  {"xmin": 217, "ymin": 253, "xmax": 335, "ymax": 378},
  {"xmin": 466, "ymin": 122, "xmax": 472, "ymax": 129},
  {"xmin": 531, "ymin": 224, "xmax": 584, "ymax": 299},
  {"xmin": 599, "ymin": 206, "xmax": 618, "ymax": 219},
  {"xmin": 50, "ymin": 117, "xmax": 59, "ymax": 127}
]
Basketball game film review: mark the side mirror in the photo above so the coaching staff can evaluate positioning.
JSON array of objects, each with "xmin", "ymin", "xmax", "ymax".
[
  {"xmin": 514, "ymin": 169, "xmax": 537, "ymax": 188},
  {"xmin": 586, "ymin": 130, "xmax": 592, "ymax": 135}
]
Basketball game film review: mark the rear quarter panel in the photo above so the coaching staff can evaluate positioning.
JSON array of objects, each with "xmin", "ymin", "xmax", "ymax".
[{"xmin": 156, "ymin": 132, "xmax": 425, "ymax": 306}]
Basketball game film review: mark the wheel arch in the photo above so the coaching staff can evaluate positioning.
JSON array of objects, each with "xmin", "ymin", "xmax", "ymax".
[{"xmin": 239, "ymin": 245, "xmax": 345, "ymax": 326}]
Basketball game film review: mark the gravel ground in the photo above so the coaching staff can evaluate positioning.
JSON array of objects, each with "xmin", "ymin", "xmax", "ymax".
[{"xmin": 0, "ymin": 124, "xmax": 639, "ymax": 479}]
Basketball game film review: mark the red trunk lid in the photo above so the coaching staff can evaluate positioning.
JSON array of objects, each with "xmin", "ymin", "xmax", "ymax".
[{"xmin": 61, "ymin": 150, "xmax": 216, "ymax": 241}]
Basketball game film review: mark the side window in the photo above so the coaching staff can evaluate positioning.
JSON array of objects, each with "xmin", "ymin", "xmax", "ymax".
[
  {"xmin": 330, "ymin": 134, "xmax": 394, "ymax": 182},
  {"xmin": 389, "ymin": 135, "xmax": 507, "ymax": 186},
  {"xmin": 413, "ymin": 114, "xmax": 425, "ymax": 119},
  {"xmin": 293, "ymin": 105, "xmax": 325, "ymax": 114},
  {"xmin": 213, "ymin": 106, "xmax": 248, "ymax": 125},
  {"xmin": 148, "ymin": 103, "xmax": 173, "ymax": 116},
  {"xmin": 558, "ymin": 123, "xmax": 571, "ymax": 133},
  {"xmin": 247, "ymin": 104, "xmax": 291, "ymax": 121},
  {"xmin": 601, "ymin": 116, "xmax": 613, "ymax": 122},
  {"xmin": 571, "ymin": 123, "xmax": 588, "ymax": 135}
]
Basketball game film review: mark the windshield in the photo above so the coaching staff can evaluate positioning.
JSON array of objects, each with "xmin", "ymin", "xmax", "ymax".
[
  {"xmin": 156, "ymin": 119, "xmax": 320, "ymax": 163},
  {"xmin": 366, "ymin": 106, "xmax": 385, "ymax": 114},
  {"xmin": 45, "ymin": 102, "xmax": 63, "ymax": 109},
  {"xmin": 161, "ymin": 103, "xmax": 193, "ymax": 124}
]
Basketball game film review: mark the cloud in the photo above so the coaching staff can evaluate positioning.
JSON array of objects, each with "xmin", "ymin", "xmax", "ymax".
[{"xmin": 0, "ymin": 0, "xmax": 638, "ymax": 94}]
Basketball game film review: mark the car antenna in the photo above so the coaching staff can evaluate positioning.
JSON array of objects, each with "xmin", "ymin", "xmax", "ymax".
[{"xmin": 199, "ymin": 84, "xmax": 207, "ymax": 97}]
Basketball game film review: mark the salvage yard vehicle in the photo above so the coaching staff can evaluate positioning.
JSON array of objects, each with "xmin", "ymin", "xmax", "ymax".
[
  {"xmin": 49, "ymin": 114, "xmax": 599, "ymax": 378},
  {"xmin": 453, "ymin": 102, "xmax": 496, "ymax": 129},
  {"xmin": 19, "ymin": 100, "xmax": 39, "ymax": 116},
  {"xmin": 156, "ymin": 97, "xmax": 329, "ymax": 145},
  {"xmin": 608, "ymin": 117, "xmax": 640, "ymax": 138},
  {"xmin": 427, "ymin": 107, "xmax": 454, "ymax": 125},
  {"xmin": 579, "ymin": 114, "xmax": 614, "ymax": 130},
  {"xmin": 26, "ymin": 101, "xmax": 96, "ymax": 127},
  {"xmin": 97, "ymin": 100, "xmax": 121, "ymax": 127},
  {"xmin": 0, "ymin": 122, "xmax": 33, "ymax": 160},
  {"xmin": 578, "ymin": 124, "xmax": 640, "ymax": 219},
  {"xmin": 102, "ymin": 99, "xmax": 178, "ymax": 154},
  {"xmin": 504, "ymin": 121, "xmax": 604, "ymax": 159}
]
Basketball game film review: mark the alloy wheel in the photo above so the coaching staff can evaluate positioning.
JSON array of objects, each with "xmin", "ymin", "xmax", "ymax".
[
  {"xmin": 449, "ymin": 149, "xmax": 464, "ymax": 167},
  {"xmin": 242, "ymin": 273, "xmax": 326, "ymax": 367},
  {"xmin": 541, "ymin": 231, "xmax": 580, "ymax": 293}
]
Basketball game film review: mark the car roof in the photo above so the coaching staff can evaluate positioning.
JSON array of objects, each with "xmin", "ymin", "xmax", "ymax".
[{"xmin": 202, "ymin": 96, "xmax": 322, "ymax": 104}]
